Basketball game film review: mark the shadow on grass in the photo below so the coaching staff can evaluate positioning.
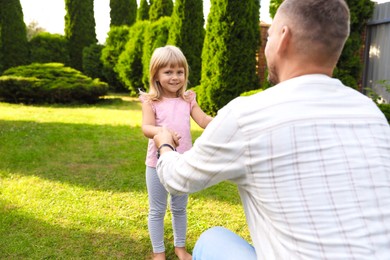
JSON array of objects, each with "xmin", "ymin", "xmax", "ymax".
[
  {"xmin": 0, "ymin": 199, "xmax": 149, "ymax": 259},
  {"xmin": 0, "ymin": 120, "xmax": 242, "ymax": 205},
  {"xmin": 0, "ymin": 120, "xmax": 146, "ymax": 193},
  {"xmin": 16, "ymin": 95, "xmax": 143, "ymax": 111}
]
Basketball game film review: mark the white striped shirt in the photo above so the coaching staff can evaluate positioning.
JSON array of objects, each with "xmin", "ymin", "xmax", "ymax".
[{"xmin": 157, "ymin": 74, "xmax": 390, "ymax": 259}]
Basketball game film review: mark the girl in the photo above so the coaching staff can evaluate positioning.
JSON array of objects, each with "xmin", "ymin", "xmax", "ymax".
[{"xmin": 140, "ymin": 45, "xmax": 212, "ymax": 260}]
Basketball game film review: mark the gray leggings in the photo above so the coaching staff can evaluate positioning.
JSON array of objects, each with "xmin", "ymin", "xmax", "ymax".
[{"xmin": 146, "ymin": 166, "xmax": 188, "ymax": 253}]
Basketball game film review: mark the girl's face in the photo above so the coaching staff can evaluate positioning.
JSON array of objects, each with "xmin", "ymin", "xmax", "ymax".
[{"xmin": 156, "ymin": 65, "xmax": 185, "ymax": 98}]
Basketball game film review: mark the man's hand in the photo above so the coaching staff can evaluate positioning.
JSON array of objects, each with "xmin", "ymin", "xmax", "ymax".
[{"xmin": 154, "ymin": 127, "xmax": 181, "ymax": 149}]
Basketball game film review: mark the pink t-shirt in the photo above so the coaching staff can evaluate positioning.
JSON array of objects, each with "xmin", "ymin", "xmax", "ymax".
[{"xmin": 140, "ymin": 91, "xmax": 196, "ymax": 167}]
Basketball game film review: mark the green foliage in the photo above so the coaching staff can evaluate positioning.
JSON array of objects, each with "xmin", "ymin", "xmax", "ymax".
[
  {"xmin": 29, "ymin": 32, "xmax": 70, "ymax": 65},
  {"xmin": 110, "ymin": 0, "xmax": 138, "ymax": 27},
  {"xmin": 101, "ymin": 26, "xmax": 131, "ymax": 92},
  {"xmin": 269, "ymin": 0, "xmax": 283, "ymax": 19},
  {"xmin": 268, "ymin": 0, "xmax": 374, "ymax": 91},
  {"xmin": 0, "ymin": 0, "xmax": 30, "ymax": 71},
  {"xmin": 137, "ymin": 0, "xmax": 150, "ymax": 21},
  {"xmin": 0, "ymin": 24, "xmax": 3, "ymax": 73},
  {"xmin": 116, "ymin": 21, "xmax": 150, "ymax": 96},
  {"xmin": 198, "ymin": 0, "xmax": 260, "ymax": 115},
  {"xmin": 335, "ymin": 0, "xmax": 375, "ymax": 90},
  {"xmin": 240, "ymin": 88, "xmax": 263, "ymax": 96},
  {"xmin": 168, "ymin": 0, "xmax": 205, "ymax": 87},
  {"xmin": 149, "ymin": 0, "xmax": 173, "ymax": 22},
  {"xmin": 0, "ymin": 63, "xmax": 108, "ymax": 104},
  {"xmin": 26, "ymin": 20, "xmax": 46, "ymax": 41},
  {"xmin": 378, "ymin": 103, "xmax": 390, "ymax": 124},
  {"xmin": 141, "ymin": 17, "xmax": 171, "ymax": 90},
  {"xmin": 65, "ymin": 0, "xmax": 97, "ymax": 71},
  {"xmin": 83, "ymin": 43, "xmax": 105, "ymax": 80}
]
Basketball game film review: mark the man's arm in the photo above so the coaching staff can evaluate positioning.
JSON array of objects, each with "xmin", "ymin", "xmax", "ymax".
[{"xmin": 154, "ymin": 104, "xmax": 247, "ymax": 195}]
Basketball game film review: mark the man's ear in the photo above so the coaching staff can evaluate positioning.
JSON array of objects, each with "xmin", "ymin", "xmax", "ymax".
[{"xmin": 276, "ymin": 25, "xmax": 291, "ymax": 55}]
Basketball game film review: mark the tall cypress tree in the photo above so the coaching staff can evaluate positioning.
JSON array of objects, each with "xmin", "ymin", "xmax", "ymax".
[
  {"xmin": 110, "ymin": 0, "xmax": 137, "ymax": 27},
  {"xmin": 65, "ymin": 0, "xmax": 97, "ymax": 71},
  {"xmin": 168, "ymin": 0, "xmax": 204, "ymax": 87},
  {"xmin": 137, "ymin": 0, "xmax": 150, "ymax": 21},
  {"xmin": 149, "ymin": 0, "xmax": 173, "ymax": 22},
  {"xmin": 141, "ymin": 17, "xmax": 171, "ymax": 89},
  {"xmin": 0, "ymin": 0, "xmax": 29, "ymax": 72},
  {"xmin": 198, "ymin": 0, "xmax": 260, "ymax": 115}
]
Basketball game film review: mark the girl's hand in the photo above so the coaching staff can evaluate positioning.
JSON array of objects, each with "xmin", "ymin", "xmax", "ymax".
[{"xmin": 154, "ymin": 127, "xmax": 180, "ymax": 149}]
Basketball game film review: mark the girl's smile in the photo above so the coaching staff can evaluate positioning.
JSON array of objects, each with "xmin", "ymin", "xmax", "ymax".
[{"xmin": 157, "ymin": 65, "xmax": 185, "ymax": 98}]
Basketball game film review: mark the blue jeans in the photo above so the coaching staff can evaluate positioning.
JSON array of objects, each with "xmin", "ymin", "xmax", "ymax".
[{"xmin": 193, "ymin": 226, "xmax": 257, "ymax": 260}]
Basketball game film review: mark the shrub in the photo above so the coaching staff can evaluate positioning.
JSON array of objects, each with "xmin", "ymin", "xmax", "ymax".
[
  {"xmin": 0, "ymin": 63, "xmax": 108, "ymax": 104},
  {"xmin": 116, "ymin": 21, "xmax": 150, "ymax": 96},
  {"xmin": 83, "ymin": 43, "xmax": 105, "ymax": 80},
  {"xmin": 29, "ymin": 32, "xmax": 70, "ymax": 65},
  {"xmin": 101, "ymin": 26, "xmax": 131, "ymax": 92},
  {"xmin": 240, "ymin": 89, "xmax": 263, "ymax": 97},
  {"xmin": 378, "ymin": 104, "xmax": 390, "ymax": 124}
]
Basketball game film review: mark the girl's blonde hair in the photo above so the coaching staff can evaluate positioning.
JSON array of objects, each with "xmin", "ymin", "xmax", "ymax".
[{"xmin": 144, "ymin": 45, "xmax": 189, "ymax": 101}]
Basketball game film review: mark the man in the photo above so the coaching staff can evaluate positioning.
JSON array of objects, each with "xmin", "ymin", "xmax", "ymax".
[{"xmin": 153, "ymin": 0, "xmax": 390, "ymax": 259}]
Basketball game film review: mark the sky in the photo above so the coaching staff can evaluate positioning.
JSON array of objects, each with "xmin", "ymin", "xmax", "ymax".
[
  {"xmin": 20, "ymin": 0, "xmax": 389, "ymax": 44},
  {"xmin": 20, "ymin": 0, "xmax": 272, "ymax": 44}
]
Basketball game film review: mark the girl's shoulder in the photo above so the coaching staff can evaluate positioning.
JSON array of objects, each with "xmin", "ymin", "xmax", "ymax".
[
  {"xmin": 183, "ymin": 90, "xmax": 196, "ymax": 103},
  {"xmin": 139, "ymin": 92, "xmax": 157, "ymax": 104}
]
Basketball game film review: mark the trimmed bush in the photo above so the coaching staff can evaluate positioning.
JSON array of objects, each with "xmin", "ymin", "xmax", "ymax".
[
  {"xmin": 0, "ymin": 63, "xmax": 108, "ymax": 104},
  {"xmin": 29, "ymin": 32, "xmax": 70, "ymax": 65}
]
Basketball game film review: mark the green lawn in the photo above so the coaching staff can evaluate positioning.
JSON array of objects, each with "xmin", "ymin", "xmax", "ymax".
[{"xmin": 0, "ymin": 94, "xmax": 248, "ymax": 259}]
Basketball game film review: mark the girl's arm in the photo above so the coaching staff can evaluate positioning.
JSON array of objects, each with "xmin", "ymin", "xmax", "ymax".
[
  {"xmin": 191, "ymin": 102, "xmax": 213, "ymax": 129},
  {"xmin": 141, "ymin": 101, "xmax": 161, "ymax": 139}
]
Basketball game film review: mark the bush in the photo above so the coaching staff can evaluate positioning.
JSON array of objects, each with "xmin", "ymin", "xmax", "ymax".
[
  {"xmin": 101, "ymin": 26, "xmax": 131, "ymax": 92},
  {"xmin": 240, "ymin": 89, "xmax": 263, "ymax": 97},
  {"xmin": 116, "ymin": 21, "xmax": 150, "ymax": 96},
  {"xmin": 83, "ymin": 43, "xmax": 105, "ymax": 80},
  {"xmin": 378, "ymin": 103, "xmax": 390, "ymax": 124},
  {"xmin": 0, "ymin": 63, "xmax": 108, "ymax": 104},
  {"xmin": 29, "ymin": 32, "xmax": 70, "ymax": 65}
]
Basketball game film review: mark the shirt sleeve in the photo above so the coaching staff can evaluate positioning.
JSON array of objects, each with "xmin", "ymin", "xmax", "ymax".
[{"xmin": 156, "ymin": 100, "xmax": 248, "ymax": 195}]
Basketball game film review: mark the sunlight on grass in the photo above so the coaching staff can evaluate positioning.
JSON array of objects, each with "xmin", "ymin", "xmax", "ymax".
[
  {"xmin": 0, "ymin": 95, "xmax": 142, "ymax": 127},
  {"xmin": 0, "ymin": 95, "xmax": 248, "ymax": 259}
]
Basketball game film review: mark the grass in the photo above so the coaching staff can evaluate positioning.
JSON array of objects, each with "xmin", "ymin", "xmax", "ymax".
[{"xmin": 0, "ymin": 94, "xmax": 248, "ymax": 259}]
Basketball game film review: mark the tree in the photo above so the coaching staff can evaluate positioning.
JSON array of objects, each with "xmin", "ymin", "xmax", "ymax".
[
  {"xmin": 65, "ymin": 0, "xmax": 97, "ymax": 71},
  {"xmin": 198, "ymin": 0, "xmax": 260, "ymax": 115},
  {"xmin": 116, "ymin": 21, "xmax": 150, "ymax": 95},
  {"xmin": 149, "ymin": 0, "xmax": 173, "ymax": 22},
  {"xmin": 29, "ymin": 32, "xmax": 70, "ymax": 65},
  {"xmin": 137, "ymin": 0, "xmax": 150, "ymax": 21},
  {"xmin": 141, "ymin": 17, "xmax": 171, "ymax": 89},
  {"xmin": 26, "ymin": 20, "xmax": 46, "ymax": 41},
  {"xmin": 83, "ymin": 43, "xmax": 105, "ymax": 80},
  {"xmin": 269, "ymin": 0, "xmax": 283, "ymax": 18},
  {"xmin": 334, "ymin": 0, "xmax": 374, "ymax": 90},
  {"xmin": 269, "ymin": 0, "xmax": 375, "ymax": 91},
  {"xmin": 168, "ymin": 0, "xmax": 205, "ymax": 87},
  {"xmin": 0, "ymin": 0, "xmax": 29, "ymax": 72},
  {"xmin": 101, "ymin": 26, "xmax": 131, "ymax": 92},
  {"xmin": 110, "ymin": 0, "xmax": 138, "ymax": 27}
]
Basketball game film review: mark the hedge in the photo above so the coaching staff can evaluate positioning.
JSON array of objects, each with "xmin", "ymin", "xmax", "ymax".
[{"xmin": 0, "ymin": 63, "xmax": 108, "ymax": 104}]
